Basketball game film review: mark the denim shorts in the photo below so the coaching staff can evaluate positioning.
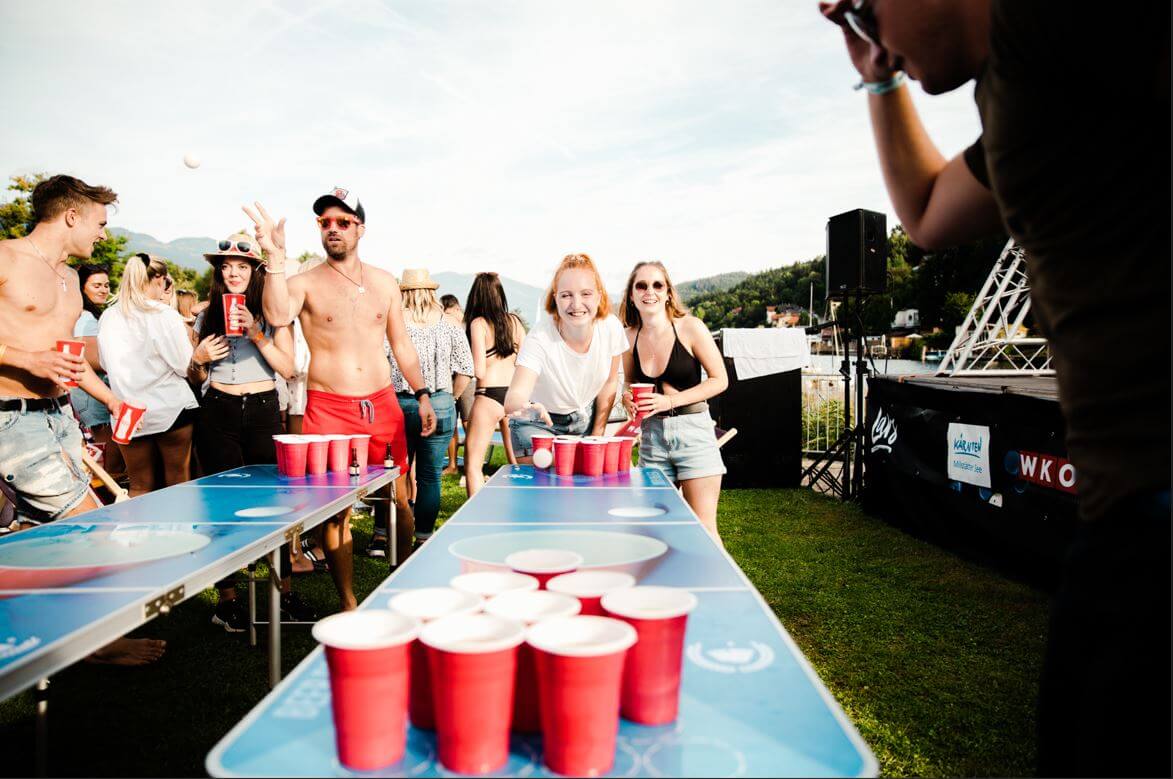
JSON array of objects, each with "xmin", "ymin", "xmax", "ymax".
[
  {"xmin": 0, "ymin": 403, "xmax": 90, "ymax": 522},
  {"xmin": 638, "ymin": 412, "xmax": 726, "ymax": 483},
  {"xmin": 509, "ymin": 405, "xmax": 593, "ymax": 457}
]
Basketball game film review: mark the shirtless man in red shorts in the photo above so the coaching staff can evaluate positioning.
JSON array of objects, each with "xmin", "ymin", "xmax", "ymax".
[{"xmin": 249, "ymin": 189, "xmax": 435, "ymax": 611}]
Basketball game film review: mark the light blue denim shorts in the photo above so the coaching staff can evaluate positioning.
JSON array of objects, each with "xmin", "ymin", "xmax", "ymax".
[
  {"xmin": 637, "ymin": 411, "xmax": 726, "ymax": 483},
  {"xmin": 509, "ymin": 406, "xmax": 593, "ymax": 457},
  {"xmin": 0, "ymin": 402, "xmax": 90, "ymax": 522}
]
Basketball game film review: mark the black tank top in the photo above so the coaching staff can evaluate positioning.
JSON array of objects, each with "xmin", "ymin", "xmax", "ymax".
[{"xmin": 630, "ymin": 320, "xmax": 702, "ymax": 392}]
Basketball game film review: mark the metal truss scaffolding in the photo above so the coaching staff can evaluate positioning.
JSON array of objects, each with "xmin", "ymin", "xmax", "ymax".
[{"xmin": 937, "ymin": 239, "xmax": 1053, "ymax": 376}]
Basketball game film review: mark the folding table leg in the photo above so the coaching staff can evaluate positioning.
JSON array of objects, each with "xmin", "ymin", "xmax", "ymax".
[
  {"xmin": 247, "ymin": 561, "xmax": 257, "ymax": 647},
  {"xmin": 34, "ymin": 678, "xmax": 48, "ymax": 777},
  {"xmin": 389, "ymin": 481, "xmax": 397, "ymax": 566},
  {"xmin": 268, "ymin": 549, "xmax": 281, "ymax": 688}
]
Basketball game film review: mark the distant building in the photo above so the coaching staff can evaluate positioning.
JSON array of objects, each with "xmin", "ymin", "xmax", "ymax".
[
  {"xmin": 892, "ymin": 309, "xmax": 919, "ymax": 329},
  {"xmin": 765, "ymin": 304, "xmax": 806, "ymax": 328}
]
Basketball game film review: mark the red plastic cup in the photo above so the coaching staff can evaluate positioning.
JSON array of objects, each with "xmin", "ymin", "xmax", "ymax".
[
  {"xmin": 547, "ymin": 571, "xmax": 636, "ymax": 617},
  {"xmin": 630, "ymin": 383, "xmax": 654, "ymax": 420},
  {"xmin": 450, "ymin": 571, "xmax": 540, "ymax": 599},
  {"xmin": 527, "ymin": 616, "xmax": 638, "ymax": 777},
  {"xmin": 272, "ymin": 434, "xmax": 299, "ymax": 472},
  {"xmin": 602, "ymin": 437, "xmax": 622, "ymax": 474},
  {"xmin": 281, "ymin": 437, "xmax": 309, "ymax": 477},
  {"xmin": 312, "ymin": 610, "xmax": 419, "ymax": 771},
  {"xmin": 303, "ymin": 435, "xmax": 330, "ymax": 475},
  {"xmin": 484, "ymin": 591, "xmax": 581, "ymax": 733},
  {"xmin": 420, "ymin": 614, "xmax": 526, "ymax": 775},
  {"xmin": 388, "ymin": 588, "xmax": 483, "ymax": 731},
  {"xmin": 110, "ymin": 402, "xmax": 147, "ymax": 445},
  {"xmin": 325, "ymin": 435, "xmax": 351, "ymax": 472},
  {"xmin": 601, "ymin": 586, "xmax": 698, "ymax": 725},
  {"xmin": 505, "ymin": 548, "xmax": 583, "ymax": 589},
  {"xmin": 349, "ymin": 434, "xmax": 371, "ymax": 471},
  {"xmin": 578, "ymin": 437, "xmax": 606, "ymax": 477},
  {"xmin": 614, "ymin": 436, "xmax": 636, "ymax": 473},
  {"xmin": 552, "ymin": 436, "xmax": 578, "ymax": 477},
  {"xmin": 531, "ymin": 434, "xmax": 555, "ymax": 469},
  {"xmin": 55, "ymin": 339, "xmax": 85, "ymax": 387},
  {"xmin": 223, "ymin": 293, "xmax": 246, "ymax": 336}
]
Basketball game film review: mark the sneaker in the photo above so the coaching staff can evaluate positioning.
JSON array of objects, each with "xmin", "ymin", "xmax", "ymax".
[
  {"xmin": 212, "ymin": 599, "xmax": 249, "ymax": 633},
  {"xmin": 280, "ymin": 592, "xmax": 320, "ymax": 623},
  {"xmin": 365, "ymin": 529, "xmax": 388, "ymax": 559}
]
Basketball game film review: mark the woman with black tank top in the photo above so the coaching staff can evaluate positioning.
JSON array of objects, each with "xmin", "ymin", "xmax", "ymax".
[
  {"xmin": 463, "ymin": 272, "xmax": 525, "ymax": 496},
  {"xmin": 620, "ymin": 261, "xmax": 729, "ymax": 541}
]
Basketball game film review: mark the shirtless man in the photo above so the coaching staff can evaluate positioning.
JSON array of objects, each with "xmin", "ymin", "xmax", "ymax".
[
  {"xmin": 0, "ymin": 174, "xmax": 165, "ymax": 666},
  {"xmin": 249, "ymin": 188, "xmax": 436, "ymax": 611}
]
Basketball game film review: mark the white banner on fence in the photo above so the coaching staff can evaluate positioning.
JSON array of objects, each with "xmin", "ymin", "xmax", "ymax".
[{"xmin": 946, "ymin": 422, "xmax": 991, "ymax": 488}]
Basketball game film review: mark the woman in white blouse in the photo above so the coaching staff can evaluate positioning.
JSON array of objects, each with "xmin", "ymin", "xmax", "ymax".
[
  {"xmin": 98, "ymin": 253, "xmax": 199, "ymax": 496},
  {"xmin": 503, "ymin": 253, "xmax": 628, "ymax": 461}
]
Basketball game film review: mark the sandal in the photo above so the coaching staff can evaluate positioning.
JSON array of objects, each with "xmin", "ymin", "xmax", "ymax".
[
  {"xmin": 365, "ymin": 528, "xmax": 389, "ymax": 559},
  {"xmin": 293, "ymin": 546, "xmax": 329, "ymax": 576}
]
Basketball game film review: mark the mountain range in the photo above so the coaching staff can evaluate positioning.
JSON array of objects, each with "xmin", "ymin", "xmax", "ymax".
[{"xmin": 111, "ymin": 228, "xmax": 745, "ymax": 322}]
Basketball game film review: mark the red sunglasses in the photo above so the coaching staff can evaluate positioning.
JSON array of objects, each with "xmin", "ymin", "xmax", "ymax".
[{"xmin": 317, "ymin": 216, "xmax": 361, "ymax": 230}]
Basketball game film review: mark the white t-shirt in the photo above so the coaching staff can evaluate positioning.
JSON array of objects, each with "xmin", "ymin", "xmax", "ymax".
[
  {"xmin": 98, "ymin": 301, "xmax": 198, "ymax": 437},
  {"xmin": 515, "ymin": 314, "xmax": 629, "ymax": 415}
]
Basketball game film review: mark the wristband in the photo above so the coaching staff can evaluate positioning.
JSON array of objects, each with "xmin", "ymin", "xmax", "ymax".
[
  {"xmin": 855, "ymin": 71, "xmax": 906, "ymax": 95},
  {"xmin": 414, "ymin": 387, "xmax": 432, "ymax": 401}
]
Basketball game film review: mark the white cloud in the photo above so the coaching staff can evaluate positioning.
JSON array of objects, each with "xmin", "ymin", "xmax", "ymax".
[{"xmin": 1, "ymin": 0, "xmax": 981, "ymax": 291}]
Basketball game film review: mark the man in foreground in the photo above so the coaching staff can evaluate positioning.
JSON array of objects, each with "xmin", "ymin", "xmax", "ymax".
[
  {"xmin": 821, "ymin": 2, "xmax": 1169, "ymax": 775},
  {"xmin": 0, "ymin": 174, "xmax": 165, "ymax": 665},
  {"xmin": 250, "ymin": 189, "xmax": 435, "ymax": 611}
]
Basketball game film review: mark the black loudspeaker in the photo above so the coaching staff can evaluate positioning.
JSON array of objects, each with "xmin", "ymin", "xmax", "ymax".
[{"xmin": 825, "ymin": 208, "xmax": 887, "ymax": 299}]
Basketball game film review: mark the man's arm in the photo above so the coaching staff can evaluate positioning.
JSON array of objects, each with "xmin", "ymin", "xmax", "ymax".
[
  {"xmin": 867, "ymin": 88, "xmax": 1003, "ymax": 248},
  {"xmin": 820, "ymin": 0, "xmax": 1002, "ymax": 249}
]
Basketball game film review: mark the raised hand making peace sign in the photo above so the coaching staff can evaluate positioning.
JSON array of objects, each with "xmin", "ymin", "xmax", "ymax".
[{"xmin": 241, "ymin": 201, "xmax": 287, "ymax": 267}]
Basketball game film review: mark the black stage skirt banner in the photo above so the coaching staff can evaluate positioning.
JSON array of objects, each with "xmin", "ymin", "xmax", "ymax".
[{"xmin": 863, "ymin": 376, "xmax": 1080, "ymax": 585}]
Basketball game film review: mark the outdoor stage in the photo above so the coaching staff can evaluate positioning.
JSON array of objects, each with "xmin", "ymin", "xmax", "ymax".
[{"xmin": 863, "ymin": 374, "xmax": 1079, "ymax": 585}]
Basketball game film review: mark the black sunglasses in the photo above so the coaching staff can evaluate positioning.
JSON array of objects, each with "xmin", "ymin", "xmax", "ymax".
[
  {"xmin": 634, "ymin": 280, "xmax": 666, "ymax": 292},
  {"xmin": 845, "ymin": 0, "xmax": 880, "ymax": 47}
]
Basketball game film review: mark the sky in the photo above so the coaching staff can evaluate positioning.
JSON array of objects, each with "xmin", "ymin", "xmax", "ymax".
[{"xmin": 1, "ymin": 0, "xmax": 982, "ymax": 290}]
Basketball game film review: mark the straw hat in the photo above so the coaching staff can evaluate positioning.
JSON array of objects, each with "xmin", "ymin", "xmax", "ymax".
[
  {"xmin": 399, "ymin": 268, "xmax": 439, "ymax": 290},
  {"xmin": 203, "ymin": 233, "xmax": 263, "ymax": 266}
]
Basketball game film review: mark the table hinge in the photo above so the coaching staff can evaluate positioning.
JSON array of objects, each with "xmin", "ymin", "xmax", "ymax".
[
  {"xmin": 144, "ymin": 586, "xmax": 185, "ymax": 619},
  {"xmin": 284, "ymin": 522, "xmax": 304, "ymax": 545}
]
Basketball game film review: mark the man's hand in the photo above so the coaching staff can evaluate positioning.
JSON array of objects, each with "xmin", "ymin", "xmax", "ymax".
[
  {"xmin": 20, "ymin": 348, "xmax": 84, "ymax": 389},
  {"xmin": 418, "ymin": 394, "xmax": 437, "ymax": 437},
  {"xmin": 819, "ymin": 0, "xmax": 896, "ymax": 82},
  {"xmin": 242, "ymin": 201, "xmax": 287, "ymax": 267}
]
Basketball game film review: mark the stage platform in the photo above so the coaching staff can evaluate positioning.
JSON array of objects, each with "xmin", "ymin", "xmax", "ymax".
[{"xmin": 863, "ymin": 373, "xmax": 1077, "ymax": 585}]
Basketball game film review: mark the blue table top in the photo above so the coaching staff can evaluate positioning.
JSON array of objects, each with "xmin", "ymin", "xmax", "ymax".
[
  {"xmin": 0, "ymin": 465, "xmax": 396, "ymax": 701},
  {"xmin": 207, "ymin": 466, "xmax": 877, "ymax": 777}
]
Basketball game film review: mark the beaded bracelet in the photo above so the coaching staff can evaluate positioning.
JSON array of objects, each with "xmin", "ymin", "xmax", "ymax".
[{"xmin": 854, "ymin": 71, "xmax": 906, "ymax": 95}]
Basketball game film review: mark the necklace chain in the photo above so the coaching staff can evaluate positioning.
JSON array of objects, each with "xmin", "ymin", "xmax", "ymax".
[
  {"xmin": 25, "ymin": 237, "xmax": 69, "ymax": 292},
  {"xmin": 326, "ymin": 260, "xmax": 365, "ymax": 294}
]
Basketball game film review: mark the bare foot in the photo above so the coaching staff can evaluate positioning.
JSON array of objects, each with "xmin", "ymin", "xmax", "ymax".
[
  {"xmin": 340, "ymin": 595, "xmax": 358, "ymax": 612},
  {"xmin": 87, "ymin": 637, "xmax": 166, "ymax": 666},
  {"xmin": 441, "ymin": 466, "xmax": 459, "ymax": 476}
]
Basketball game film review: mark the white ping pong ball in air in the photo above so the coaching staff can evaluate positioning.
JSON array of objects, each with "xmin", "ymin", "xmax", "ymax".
[
  {"xmin": 183, "ymin": 153, "xmax": 201, "ymax": 169},
  {"xmin": 533, "ymin": 448, "xmax": 553, "ymax": 469}
]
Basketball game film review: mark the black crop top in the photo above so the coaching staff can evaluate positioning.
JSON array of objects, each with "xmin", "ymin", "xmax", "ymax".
[{"xmin": 630, "ymin": 320, "xmax": 702, "ymax": 392}]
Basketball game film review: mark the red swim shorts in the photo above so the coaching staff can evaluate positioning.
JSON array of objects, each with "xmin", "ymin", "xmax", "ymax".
[{"xmin": 303, "ymin": 384, "xmax": 408, "ymax": 469}]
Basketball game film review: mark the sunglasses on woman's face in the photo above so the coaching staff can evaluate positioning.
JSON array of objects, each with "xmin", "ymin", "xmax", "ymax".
[
  {"xmin": 634, "ymin": 280, "xmax": 666, "ymax": 292},
  {"xmin": 317, "ymin": 216, "xmax": 360, "ymax": 231},
  {"xmin": 219, "ymin": 239, "xmax": 253, "ymax": 254}
]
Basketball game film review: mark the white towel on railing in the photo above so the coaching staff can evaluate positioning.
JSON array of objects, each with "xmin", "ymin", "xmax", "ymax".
[{"xmin": 720, "ymin": 328, "xmax": 810, "ymax": 379}]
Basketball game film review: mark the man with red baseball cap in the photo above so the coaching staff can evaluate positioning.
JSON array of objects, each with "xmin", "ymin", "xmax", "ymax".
[{"xmin": 246, "ymin": 188, "xmax": 435, "ymax": 611}]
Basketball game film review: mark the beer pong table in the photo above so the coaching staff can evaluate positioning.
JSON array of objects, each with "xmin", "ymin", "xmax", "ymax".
[
  {"xmin": 0, "ymin": 464, "xmax": 399, "ymax": 704},
  {"xmin": 207, "ymin": 465, "xmax": 878, "ymax": 777}
]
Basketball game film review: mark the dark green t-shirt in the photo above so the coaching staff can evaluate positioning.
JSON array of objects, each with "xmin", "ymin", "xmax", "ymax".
[{"xmin": 964, "ymin": 1, "xmax": 1170, "ymax": 521}]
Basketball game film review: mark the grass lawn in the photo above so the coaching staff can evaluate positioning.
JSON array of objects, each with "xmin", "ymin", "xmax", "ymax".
[{"xmin": 0, "ymin": 451, "xmax": 1050, "ymax": 777}]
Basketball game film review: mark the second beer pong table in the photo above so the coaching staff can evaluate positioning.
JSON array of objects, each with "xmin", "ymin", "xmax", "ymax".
[
  {"xmin": 0, "ymin": 464, "xmax": 398, "ymax": 703},
  {"xmin": 207, "ymin": 465, "xmax": 878, "ymax": 777}
]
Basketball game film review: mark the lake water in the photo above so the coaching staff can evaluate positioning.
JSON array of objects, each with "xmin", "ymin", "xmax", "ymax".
[{"xmin": 805, "ymin": 354, "xmax": 938, "ymax": 376}]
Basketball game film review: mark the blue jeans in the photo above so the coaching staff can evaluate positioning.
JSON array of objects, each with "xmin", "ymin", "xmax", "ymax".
[{"xmin": 397, "ymin": 391, "xmax": 456, "ymax": 538}]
